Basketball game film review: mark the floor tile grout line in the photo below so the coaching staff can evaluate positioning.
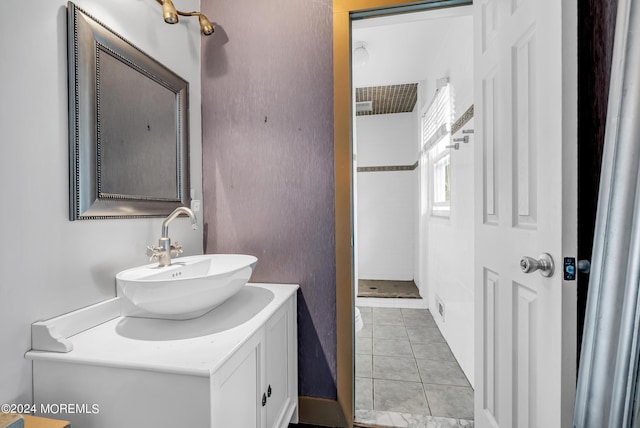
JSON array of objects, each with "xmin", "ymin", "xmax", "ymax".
[
  {"xmin": 409, "ymin": 310, "xmax": 432, "ymax": 416},
  {"xmin": 371, "ymin": 377, "xmax": 423, "ymax": 383},
  {"xmin": 421, "ymin": 380, "xmax": 433, "ymax": 416},
  {"xmin": 423, "ymin": 381, "xmax": 473, "ymax": 388}
]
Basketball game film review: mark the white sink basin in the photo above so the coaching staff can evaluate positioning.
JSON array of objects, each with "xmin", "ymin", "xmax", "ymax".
[{"xmin": 116, "ymin": 254, "xmax": 258, "ymax": 320}]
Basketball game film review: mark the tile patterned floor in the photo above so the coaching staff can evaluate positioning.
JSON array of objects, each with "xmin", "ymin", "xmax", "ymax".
[{"xmin": 355, "ymin": 307, "xmax": 474, "ymax": 428}]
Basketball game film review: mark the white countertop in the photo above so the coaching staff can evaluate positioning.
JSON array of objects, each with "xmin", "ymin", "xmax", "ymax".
[{"xmin": 26, "ymin": 283, "xmax": 298, "ymax": 377}]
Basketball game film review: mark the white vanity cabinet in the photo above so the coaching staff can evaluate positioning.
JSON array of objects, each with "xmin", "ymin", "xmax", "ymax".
[
  {"xmin": 27, "ymin": 283, "xmax": 298, "ymax": 428},
  {"xmin": 265, "ymin": 306, "xmax": 295, "ymax": 428},
  {"xmin": 211, "ymin": 294, "xmax": 297, "ymax": 428}
]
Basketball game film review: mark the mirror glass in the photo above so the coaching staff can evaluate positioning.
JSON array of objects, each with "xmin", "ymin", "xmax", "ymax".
[{"xmin": 68, "ymin": 2, "xmax": 190, "ymax": 220}]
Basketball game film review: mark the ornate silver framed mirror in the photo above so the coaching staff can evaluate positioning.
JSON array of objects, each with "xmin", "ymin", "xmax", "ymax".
[{"xmin": 68, "ymin": 2, "xmax": 190, "ymax": 220}]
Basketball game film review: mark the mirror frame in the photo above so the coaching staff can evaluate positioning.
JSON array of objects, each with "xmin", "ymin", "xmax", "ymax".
[{"xmin": 68, "ymin": 2, "xmax": 190, "ymax": 220}]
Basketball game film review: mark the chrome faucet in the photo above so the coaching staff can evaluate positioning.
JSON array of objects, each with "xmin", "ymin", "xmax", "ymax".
[{"xmin": 147, "ymin": 207, "xmax": 198, "ymax": 267}]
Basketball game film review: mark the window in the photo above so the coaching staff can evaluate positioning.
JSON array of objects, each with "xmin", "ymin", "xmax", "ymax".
[
  {"xmin": 420, "ymin": 81, "xmax": 453, "ymax": 217},
  {"xmin": 433, "ymin": 148, "xmax": 451, "ymax": 208}
]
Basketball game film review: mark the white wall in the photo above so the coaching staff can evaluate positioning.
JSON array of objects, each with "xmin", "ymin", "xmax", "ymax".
[
  {"xmin": 416, "ymin": 16, "xmax": 474, "ymax": 118},
  {"xmin": 352, "ymin": 6, "xmax": 473, "ymax": 92},
  {"xmin": 0, "ymin": 0, "xmax": 203, "ymax": 404},
  {"xmin": 422, "ymin": 119, "xmax": 475, "ymax": 387},
  {"xmin": 415, "ymin": 16, "xmax": 475, "ymax": 385},
  {"xmin": 356, "ymin": 113, "xmax": 417, "ymax": 281}
]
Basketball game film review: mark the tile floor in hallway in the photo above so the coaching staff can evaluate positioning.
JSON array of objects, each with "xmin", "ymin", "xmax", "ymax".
[{"xmin": 355, "ymin": 307, "xmax": 474, "ymax": 427}]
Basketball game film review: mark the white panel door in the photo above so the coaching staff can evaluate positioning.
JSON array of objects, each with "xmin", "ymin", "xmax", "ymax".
[{"xmin": 473, "ymin": 0, "xmax": 577, "ymax": 427}]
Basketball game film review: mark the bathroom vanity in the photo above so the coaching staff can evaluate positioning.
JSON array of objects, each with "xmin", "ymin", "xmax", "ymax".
[{"xmin": 26, "ymin": 283, "xmax": 298, "ymax": 428}]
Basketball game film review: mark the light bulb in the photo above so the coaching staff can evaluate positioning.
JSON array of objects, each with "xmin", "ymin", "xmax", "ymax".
[
  {"xmin": 199, "ymin": 14, "xmax": 214, "ymax": 36},
  {"xmin": 162, "ymin": 0, "xmax": 178, "ymax": 24},
  {"xmin": 353, "ymin": 42, "xmax": 369, "ymax": 66}
]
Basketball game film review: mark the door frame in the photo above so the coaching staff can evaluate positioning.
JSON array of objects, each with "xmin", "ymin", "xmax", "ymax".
[{"xmin": 332, "ymin": 1, "xmax": 472, "ymax": 426}]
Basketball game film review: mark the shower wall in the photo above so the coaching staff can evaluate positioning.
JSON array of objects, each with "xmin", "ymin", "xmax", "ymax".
[{"xmin": 356, "ymin": 112, "xmax": 418, "ymax": 282}]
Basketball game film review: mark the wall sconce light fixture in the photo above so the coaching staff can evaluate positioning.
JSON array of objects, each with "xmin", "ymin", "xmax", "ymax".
[{"xmin": 156, "ymin": 0, "xmax": 214, "ymax": 36}]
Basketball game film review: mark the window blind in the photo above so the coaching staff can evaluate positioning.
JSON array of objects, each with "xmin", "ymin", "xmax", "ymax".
[{"xmin": 421, "ymin": 83, "xmax": 453, "ymax": 151}]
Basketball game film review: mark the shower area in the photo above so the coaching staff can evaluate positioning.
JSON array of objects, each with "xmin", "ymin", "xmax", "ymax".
[
  {"xmin": 352, "ymin": 5, "xmax": 476, "ymax": 425},
  {"xmin": 354, "ymin": 83, "xmax": 422, "ymax": 302}
]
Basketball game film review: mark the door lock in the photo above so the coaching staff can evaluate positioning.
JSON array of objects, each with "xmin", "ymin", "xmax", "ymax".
[{"xmin": 520, "ymin": 253, "xmax": 555, "ymax": 277}]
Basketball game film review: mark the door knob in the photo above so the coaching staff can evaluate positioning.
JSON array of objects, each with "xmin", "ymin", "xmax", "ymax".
[{"xmin": 520, "ymin": 253, "xmax": 555, "ymax": 277}]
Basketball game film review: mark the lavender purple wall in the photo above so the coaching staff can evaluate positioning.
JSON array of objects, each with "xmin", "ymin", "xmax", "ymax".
[{"xmin": 200, "ymin": 0, "xmax": 336, "ymax": 399}]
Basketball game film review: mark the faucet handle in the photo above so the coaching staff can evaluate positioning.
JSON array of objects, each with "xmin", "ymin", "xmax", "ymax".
[
  {"xmin": 170, "ymin": 242, "xmax": 183, "ymax": 257},
  {"xmin": 146, "ymin": 245, "xmax": 162, "ymax": 261}
]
